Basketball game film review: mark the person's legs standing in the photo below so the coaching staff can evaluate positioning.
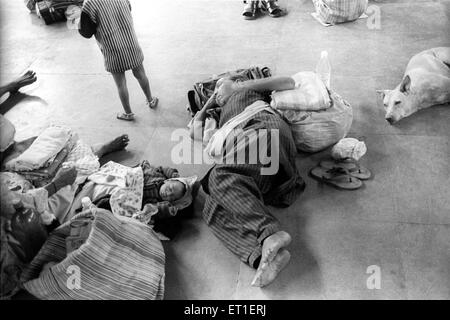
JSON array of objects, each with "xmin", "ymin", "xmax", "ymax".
[
  {"xmin": 132, "ymin": 64, "xmax": 157, "ymax": 107},
  {"xmin": 111, "ymin": 72, "xmax": 133, "ymax": 115}
]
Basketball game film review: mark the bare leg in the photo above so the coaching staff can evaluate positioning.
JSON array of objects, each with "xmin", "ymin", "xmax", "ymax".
[
  {"xmin": 111, "ymin": 72, "xmax": 132, "ymax": 114},
  {"xmin": 0, "ymin": 70, "xmax": 37, "ymax": 97},
  {"xmin": 132, "ymin": 64, "xmax": 153, "ymax": 102},
  {"xmin": 91, "ymin": 134, "xmax": 130, "ymax": 158}
]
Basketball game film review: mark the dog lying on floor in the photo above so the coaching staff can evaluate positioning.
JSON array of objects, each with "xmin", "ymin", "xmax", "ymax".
[{"xmin": 377, "ymin": 47, "xmax": 450, "ymax": 124}]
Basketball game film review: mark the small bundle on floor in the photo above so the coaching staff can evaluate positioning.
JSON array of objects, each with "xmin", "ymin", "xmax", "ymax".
[
  {"xmin": 311, "ymin": 0, "xmax": 368, "ymax": 26},
  {"xmin": 309, "ymin": 138, "xmax": 371, "ymax": 190}
]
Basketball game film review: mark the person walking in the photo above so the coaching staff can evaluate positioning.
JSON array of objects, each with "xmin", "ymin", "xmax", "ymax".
[{"xmin": 79, "ymin": 0, "xmax": 158, "ymax": 121}]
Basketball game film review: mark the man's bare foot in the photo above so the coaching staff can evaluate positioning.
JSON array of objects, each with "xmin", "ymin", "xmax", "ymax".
[
  {"xmin": 260, "ymin": 230, "xmax": 291, "ymax": 266},
  {"xmin": 92, "ymin": 134, "xmax": 129, "ymax": 158},
  {"xmin": 9, "ymin": 70, "xmax": 37, "ymax": 93},
  {"xmin": 251, "ymin": 249, "xmax": 291, "ymax": 287}
]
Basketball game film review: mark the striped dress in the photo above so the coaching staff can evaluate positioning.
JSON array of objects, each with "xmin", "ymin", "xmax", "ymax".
[{"xmin": 80, "ymin": 0, "xmax": 144, "ymax": 73}]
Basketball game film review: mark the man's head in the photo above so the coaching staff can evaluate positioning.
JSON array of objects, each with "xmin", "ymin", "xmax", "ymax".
[
  {"xmin": 377, "ymin": 75, "xmax": 414, "ymax": 124},
  {"xmin": 214, "ymin": 75, "xmax": 246, "ymax": 107},
  {"xmin": 159, "ymin": 180, "xmax": 186, "ymax": 202}
]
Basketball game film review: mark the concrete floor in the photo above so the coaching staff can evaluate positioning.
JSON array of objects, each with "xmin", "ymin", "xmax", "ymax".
[{"xmin": 1, "ymin": 0, "xmax": 449, "ymax": 300}]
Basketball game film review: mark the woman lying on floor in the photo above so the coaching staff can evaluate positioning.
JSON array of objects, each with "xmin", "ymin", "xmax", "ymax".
[
  {"xmin": 189, "ymin": 75, "xmax": 305, "ymax": 287},
  {"xmin": 0, "ymin": 129, "xmax": 130, "ymax": 299}
]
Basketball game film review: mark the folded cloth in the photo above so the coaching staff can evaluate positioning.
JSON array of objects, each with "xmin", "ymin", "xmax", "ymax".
[
  {"xmin": 18, "ymin": 144, "xmax": 71, "ymax": 187},
  {"xmin": 5, "ymin": 126, "xmax": 73, "ymax": 172},
  {"xmin": 271, "ymin": 71, "xmax": 331, "ymax": 111}
]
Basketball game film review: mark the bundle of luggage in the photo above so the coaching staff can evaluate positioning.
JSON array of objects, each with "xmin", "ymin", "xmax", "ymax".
[
  {"xmin": 271, "ymin": 71, "xmax": 353, "ymax": 153},
  {"xmin": 25, "ymin": 0, "xmax": 83, "ymax": 25},
  {"xmin": 311, "ymin": 0, "xmax": 368, "ymax": 25}
]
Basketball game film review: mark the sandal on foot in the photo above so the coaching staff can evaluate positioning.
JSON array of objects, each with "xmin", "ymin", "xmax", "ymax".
[
  {"xmin": 117, "ymin": 112, "xmax": 135, "ymax": 121},
  {"xmin": 319, "ymin": 159, "xmax": 372, "ymax": 180},
  {"xmin": 310, "ymin": 166, "xmax": 362, "ymax": 190},
  {"xmin": 260, "ymin": 0, "xmax": 285, "ymax": 18},
  {"xmin": 147, "ymin": 97, "xmax": 159, "ymax": 109},
  {"xmin": 242, "ymin": 1, "xmax": 258, "ymax": 20}
]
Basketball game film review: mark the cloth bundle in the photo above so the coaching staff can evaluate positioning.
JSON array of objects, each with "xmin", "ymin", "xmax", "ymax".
[
  {"xmin": 331, "ymin": 137, "xmax": 367, "ymax": 161},
  {"xmin": 5, "ymin": 126, "xmax": 73, "ymax": 172},
  {"xmin": 282, "ymin": 91, "xmax": 353, "ymax": 153},
  {"xmin": 17, "ymin": 144, "xmax": 72, "ymax": 187},
  {"xmin": 21, "ymin": 209, "xmax": 165, "ymax": 300},
  {"xmin": 312, "ymin": 0, "xmax": 368, "ymax": 25},
  {"xmin": 271, "ymin": 72, "xmax": 331, "ymax": 111}
]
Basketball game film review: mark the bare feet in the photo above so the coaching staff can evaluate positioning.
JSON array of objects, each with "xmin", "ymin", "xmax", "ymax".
[
  {"xmin": 92, "ymin": 134, "xmax": 129, "ymax": 158},
  {"xmin": 9, "ymin": 70, "xmax": 37, "ymax": 93},
  {"xmin": 251, "ymin": 249, "xmax": 291, "ymax": 287},
  {"xmin": 261, "ymin": 230, "xmax": 291, "ymax": 265},
  {"xmin": 251, "ymin": 230, "xmax": 292, "ymax": 287}
]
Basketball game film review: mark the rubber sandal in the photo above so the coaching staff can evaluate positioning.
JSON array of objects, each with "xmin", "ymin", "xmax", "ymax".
[
  {"xmin": 116, "ymin": 112, "xmax": 135, "ymax": 121},
  {"xmin": 260, "ymin": 0, "xmax": 285, "ymax": 18},
  {"xmin": 242, "ymin": 0, "xmax": 258, "ymax": 20},
  {"xmin": 147, "ymin": 97, "xmax": 159, "ymax": 109},
  {"xmin": 310, "ymin": 166, "xmax": 363, "ymax": 190},
  {"xmin": 319, "ymin": 159, "xmax": 372, "ymax": 180}
]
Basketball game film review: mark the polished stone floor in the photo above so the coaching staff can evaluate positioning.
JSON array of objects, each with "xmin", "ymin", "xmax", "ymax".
[{"xmin": 1, "ymin": 0, "xmax": 449, "ymax": 299}]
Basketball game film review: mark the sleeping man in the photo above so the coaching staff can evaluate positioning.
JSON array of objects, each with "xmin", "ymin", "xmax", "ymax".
[{"xmin": 190, "ymin": 76, "xmax": 305, "ymax": 287}]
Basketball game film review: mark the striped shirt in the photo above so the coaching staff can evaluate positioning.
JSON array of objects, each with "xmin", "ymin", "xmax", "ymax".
[{"xmin": 80, "ymin": 0, "xmax": 144, "ymax": 73}]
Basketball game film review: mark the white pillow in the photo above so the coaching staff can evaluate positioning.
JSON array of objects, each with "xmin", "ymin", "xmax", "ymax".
[{"xmin": 271, "ymin": 71, "xmax": 331, "ymax": 111}]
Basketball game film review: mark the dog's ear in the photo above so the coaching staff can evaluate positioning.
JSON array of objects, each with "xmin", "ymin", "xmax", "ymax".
[
  {"xmin": 399, "ymin": 75, "xmax": 411, "ymax": 94},
  {"xmin": 376, "ymin": 90, "xmax": 390, "ymax": 99}
]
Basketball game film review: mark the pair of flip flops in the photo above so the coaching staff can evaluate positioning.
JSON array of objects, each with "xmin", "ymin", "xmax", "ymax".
[{"xmin": 310, "ymin": 159, "xmax": 372, "ymax": 190}]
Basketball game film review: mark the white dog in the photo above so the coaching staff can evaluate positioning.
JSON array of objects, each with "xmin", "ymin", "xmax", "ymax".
[{"xmin": 377, "ymin": 47, "xmax": 450, "ymax": 124}]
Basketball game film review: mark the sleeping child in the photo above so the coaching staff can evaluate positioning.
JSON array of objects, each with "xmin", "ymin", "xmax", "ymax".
[{"xmin": 140, "ymin": 160, "xmax": 197, "ymax": 221}]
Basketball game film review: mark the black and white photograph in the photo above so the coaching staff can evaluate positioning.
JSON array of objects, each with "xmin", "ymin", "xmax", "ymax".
[{"xmin": 0, "ymin": 0, "xmax": 449, "ymax": 305}]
